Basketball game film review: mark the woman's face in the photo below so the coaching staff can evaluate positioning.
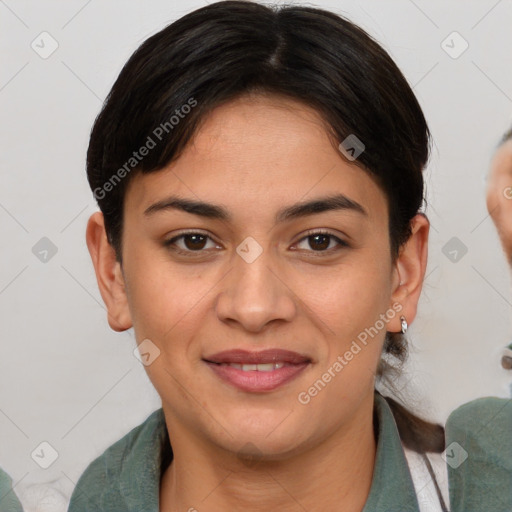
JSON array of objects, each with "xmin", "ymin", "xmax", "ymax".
[{"xmin": 103, "ymin": 93, "xmax": 418, "ymax": 459}]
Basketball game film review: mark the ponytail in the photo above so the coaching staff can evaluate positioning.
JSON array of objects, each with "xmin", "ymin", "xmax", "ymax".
[{"xmin": 377, "ymin": 331, "xmax": 445, "ymax": 453}]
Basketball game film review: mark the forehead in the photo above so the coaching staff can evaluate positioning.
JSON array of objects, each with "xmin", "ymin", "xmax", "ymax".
[{"xmin": 124, "ymin": 93, "xmax": 388, "ymax": 224}]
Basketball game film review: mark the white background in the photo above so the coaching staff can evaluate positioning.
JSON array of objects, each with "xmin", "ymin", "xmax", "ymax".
[{"xmin": 1, "ymin": 0, "xmax": 511, "ymax": 510}]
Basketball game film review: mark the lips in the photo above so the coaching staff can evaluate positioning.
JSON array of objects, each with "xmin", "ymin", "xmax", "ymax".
[
  {"xmin": 203, "ymin": 349, "xmax": 311, "ymax": 365},
  {"xmin": 203, "ymin": 349, "xmax": 311, "ymax": 392}
]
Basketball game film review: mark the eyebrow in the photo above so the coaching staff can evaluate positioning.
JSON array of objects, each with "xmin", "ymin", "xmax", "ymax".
[{"xmin": 143, "ymin": 193, "xmax": 368, "ymax": 223}]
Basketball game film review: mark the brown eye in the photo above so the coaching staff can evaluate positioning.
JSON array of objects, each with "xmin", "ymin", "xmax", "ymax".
[
  {"xmin": 295, "ymin": 230, "xmax": 349, "ymax": 253},
  {"xmin": 181, "ymin": 233, "xmax": 208, "ymax": 250},
  {"xmin": 307, "ymin": 233, "xmax": 330, "ymax": 251},
  {"xmin": 164, "ymin": 232, "xmax": 219, "ymax": 254}
]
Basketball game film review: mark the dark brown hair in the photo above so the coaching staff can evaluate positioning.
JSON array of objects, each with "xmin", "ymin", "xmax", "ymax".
[
  {"xmin": 499, "ymin": 125, "xmax": 512, "ymax": 145},
  {"xmin": 86, "ymin": 0, "xmax": 444, "ymax": 453}
]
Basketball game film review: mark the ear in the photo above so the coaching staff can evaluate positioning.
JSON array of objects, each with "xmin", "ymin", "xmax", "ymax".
[
  {"xmin": 388, "ymin": 213, "xmax": 429, "ymax": 332},
  {"xmin": 86, "ymin": 211, "xmax": 133, "ymax": 332}
]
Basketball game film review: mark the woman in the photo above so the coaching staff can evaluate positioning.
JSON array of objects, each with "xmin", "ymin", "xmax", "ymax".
[{"xmin": 68, "ymin": 1, "xmax": 510, "ymax": 511}]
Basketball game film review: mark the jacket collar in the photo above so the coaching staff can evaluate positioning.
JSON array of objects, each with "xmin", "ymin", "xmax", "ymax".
[
  {"xmin": 119, "ymin": 392, "xmax": 420, "ymax": 511},
  {"xmin": 362, "ymin": 392, "xmax": 420, "ymax": 511}
]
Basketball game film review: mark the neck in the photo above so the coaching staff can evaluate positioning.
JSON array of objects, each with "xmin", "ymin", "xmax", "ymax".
[{"xmin": 159, "ymin": 396, "xmax": 377, "ymax": 512}]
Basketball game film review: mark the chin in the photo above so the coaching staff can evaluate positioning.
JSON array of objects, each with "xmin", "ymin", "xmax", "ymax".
[
  {"xmin": 226, "ymin": 435, "xmax": 306, "ymax": 465},
  {"xmin": 217, "ymin": 415, "xmax": 309, "ymax": 459}
]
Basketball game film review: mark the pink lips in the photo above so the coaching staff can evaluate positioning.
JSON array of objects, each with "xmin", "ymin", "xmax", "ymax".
[
  {"xmin": 203, "ymin": 349, "xmax": 311, "ymax": 392},
  {"xmin": 204, "ymin": 349, "xmax": 311, "ymax": 365}
]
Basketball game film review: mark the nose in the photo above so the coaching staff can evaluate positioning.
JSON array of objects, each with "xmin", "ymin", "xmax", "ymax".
[{"xmin": 214, "ymin": 241, "xmax": 297, "ymax": 333}]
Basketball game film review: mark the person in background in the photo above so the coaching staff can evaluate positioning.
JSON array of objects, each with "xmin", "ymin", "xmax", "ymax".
[
  {"xmin": 0, "ymin": 467, "xmax": 23, "ymax": 512},
  {"xmin": 487, "ymin": 127, "xmax": 512, "ymax": 266},
  {"xmin": 443, "ymin": 127, "xmax": 512, "ymax": 512},
  {"xmin": 486, "ymin": 126, "xmax": 512, "ymax": 393},
  {"xmin": 502, "ymin": 342, "xmax": 512, "ymax": 372}
]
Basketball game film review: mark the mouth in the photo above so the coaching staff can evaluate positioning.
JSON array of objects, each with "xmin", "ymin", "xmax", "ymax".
[{"xmin": 203, "ymin": 349, "xmax": 312, "ymax": 392}]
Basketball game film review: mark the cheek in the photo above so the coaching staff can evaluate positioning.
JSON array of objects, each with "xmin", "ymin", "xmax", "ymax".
[
  {"xmin": 123, "ymin": 249, "xmax": 204, "ymax": 344},
  {"xmin": 294, "ymin": 264, "xmax": 391, "ymax": 414},
  {"xmin": 125, "ymin": 262, "xmax": 208, "ymax": 389},
  {"xmin": 296, "ymin": 257, "xmax": 392, "ymax": 337}
]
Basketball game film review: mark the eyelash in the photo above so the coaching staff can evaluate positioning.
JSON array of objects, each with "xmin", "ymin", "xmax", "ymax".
[{"xmin": 163, "ymin": 229, "xmax": 349, "ymax": 257}]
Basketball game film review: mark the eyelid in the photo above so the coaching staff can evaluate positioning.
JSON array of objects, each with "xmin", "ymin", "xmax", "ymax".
[
  {"xmin": 164, "ymin": 228, "xmax": 349, "ymax": 255},
  {"xmin": 293, "ymin": 228, "xmax": 349, "ymax": 250},
  {"xmin": 164, "ymin": 229, "xmax": 220, "ymax": 250},
  {"xmin": 166, "ymin": 228, "xmax": 212, "ymax": 239}
]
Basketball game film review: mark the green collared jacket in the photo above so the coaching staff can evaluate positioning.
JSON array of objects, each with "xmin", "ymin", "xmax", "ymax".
[
  {"xmin": 67, "ymin": 392, "xmax": 511, "ymax": 512},
  {"xmin": 445, "ymin": 396, "xmax": 511, "ymax": 512},
  {"xmin": 0, "ymin": 467, "xmax": 23, "ymax": 512}
]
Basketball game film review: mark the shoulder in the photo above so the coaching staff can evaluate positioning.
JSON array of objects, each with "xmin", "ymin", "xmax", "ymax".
[
  {"xmin": 445, "ymin": 397, "xmax": 511, "ymax": 512},
  {"xmin": 0, "ymin": 467, "xmax": 23, "ymax": 512},
  {"xmin": 447, "ymin": 395, "xmax": 510, "ymax": 422},
  {"xmin": 67, "ymin": 408, "xmax": 166, "ymax": 512},
  {"xmin": 446, "ymin": 396, "xmax": 511, "ymax": 450}
]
